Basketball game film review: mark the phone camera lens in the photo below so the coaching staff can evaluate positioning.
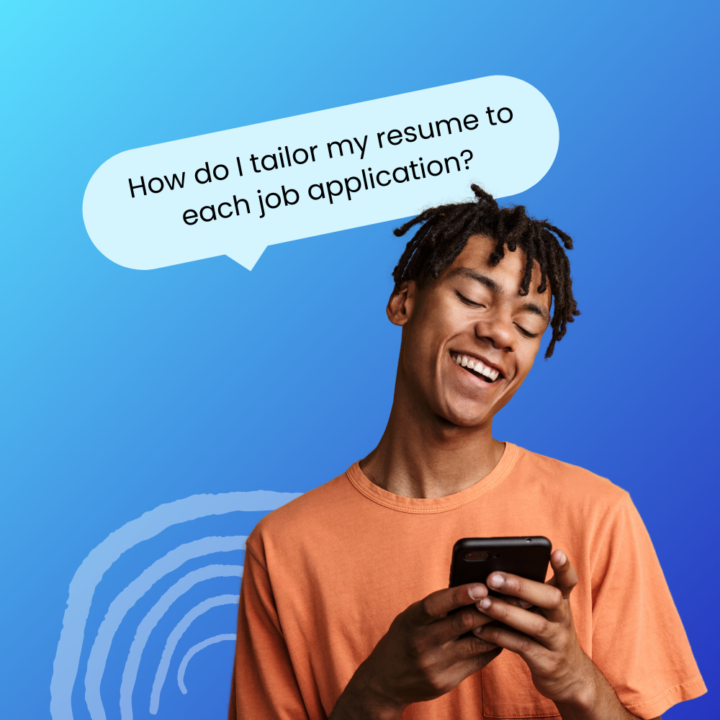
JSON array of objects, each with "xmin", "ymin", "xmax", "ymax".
[{"xmin": 464, "ymin": 551, "xmax": 489, "ymax": 562}]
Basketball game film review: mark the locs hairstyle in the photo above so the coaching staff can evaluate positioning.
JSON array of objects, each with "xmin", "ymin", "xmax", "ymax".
[{"xmin": 392, "ymin": 185, "xmax": 580, "ymax": 358}]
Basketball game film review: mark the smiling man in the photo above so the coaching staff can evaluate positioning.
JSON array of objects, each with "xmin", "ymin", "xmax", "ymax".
[{"xmin": 228, "ymin": 186, "xmax": 705, "ymax": 720}]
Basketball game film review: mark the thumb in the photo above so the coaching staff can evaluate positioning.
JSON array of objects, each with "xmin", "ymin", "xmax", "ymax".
[{"xmin": 547, "ymin": 550, "xmax": 578, "ymax": 599}]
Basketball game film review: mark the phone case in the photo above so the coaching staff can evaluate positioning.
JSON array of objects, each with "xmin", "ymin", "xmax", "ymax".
[{"xmin": 449, "ymin": 536, "xmax": 552, "ymax": 589}]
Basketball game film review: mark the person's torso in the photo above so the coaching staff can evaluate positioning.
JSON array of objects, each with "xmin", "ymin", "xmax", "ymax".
[{"xmin": 252, "ymin": 444, "xmax": 623, "ymax": 719}]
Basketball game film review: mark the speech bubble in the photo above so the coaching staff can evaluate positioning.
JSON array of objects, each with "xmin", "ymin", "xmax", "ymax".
[{"xmin": 83, "ymin": 75, "xmax": 559, "ymax": 271}]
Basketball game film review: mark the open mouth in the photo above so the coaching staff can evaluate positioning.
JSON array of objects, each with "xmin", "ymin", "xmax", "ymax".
[{"xmin": 450, "ymin": 353, "xmax": 501, "ymax": 384}]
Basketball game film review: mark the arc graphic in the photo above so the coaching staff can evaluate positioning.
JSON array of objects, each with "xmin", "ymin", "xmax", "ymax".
[
  {"xmin": 51, "ymin": 490, "xmax": 300, "ymax": 720},
  {"xmin": 86, "ymin": 537, "xmax": 246, "ymax": 720},
  {"xmin": 119, "ymin": 564, "xmax": 244, "ymax": 720},
  {"xmin": 177, "ymin": 634, "xmax": 237, "ymax": 695},
  {"xmin": 150, "ymin": 594, "xmax": 239, "ymax": 714}
]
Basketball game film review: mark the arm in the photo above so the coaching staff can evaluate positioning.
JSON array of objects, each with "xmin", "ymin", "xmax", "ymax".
[
  {"xmin": 472, "ymin": 550, "xmax": 659, "ymax": 720},
  {"xmin": 554, "ymin": 662, "xmax": 661, "ymax": 720},
  {"xmin": 229, "ymin": 542, "xmax": 311, "ymax": 720},
  {"xmin": 329, "ymin": 583, "xmax": 502, "ymax": 720}
]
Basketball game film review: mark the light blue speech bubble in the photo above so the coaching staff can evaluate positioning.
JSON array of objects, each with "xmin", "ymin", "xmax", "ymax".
[{"xmin": 83, "ymin": 76, "xmax": 558, "ymax": 271}]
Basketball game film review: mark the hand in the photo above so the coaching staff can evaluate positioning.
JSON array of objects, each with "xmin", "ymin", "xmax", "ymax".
[
  {"xmin": 471, "ymin": 550, "xmax": 595, "ymax": 707},
  {"xmin": 331, "ymin": 583, "xmax": 502, "ymax": 720}
]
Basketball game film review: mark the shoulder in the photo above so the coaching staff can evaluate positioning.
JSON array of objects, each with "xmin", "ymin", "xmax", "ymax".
[
  {"xmin": 509, "ymin": 446, "xmax": 652, "ymax": 581},
  {"xmin": 246, "ymin": 469, "xmax": 356, "ymax": 559},
  {"xmin": 510, "ymin": 443, "xmax": 631, "ymax": 516}
]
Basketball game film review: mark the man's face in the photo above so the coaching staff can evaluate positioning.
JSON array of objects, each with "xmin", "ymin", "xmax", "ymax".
[{"xmin": 388, "ymin": 234, "xmax": 551, "ymax": 427}]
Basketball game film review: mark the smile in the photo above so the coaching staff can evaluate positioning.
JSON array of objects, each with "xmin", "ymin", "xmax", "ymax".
[{"xmin": 450, "ymin": 353, "xmax": 501, "ymax": 383}]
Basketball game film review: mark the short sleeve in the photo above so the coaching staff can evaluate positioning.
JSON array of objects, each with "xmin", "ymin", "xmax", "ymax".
[
  {"xmin": 228, "ymin": 536, "xmax": 311, "ymax": 720},
  {"xmin": 589, "ymin": 492, "xmax": 706, "ymax": 719}
]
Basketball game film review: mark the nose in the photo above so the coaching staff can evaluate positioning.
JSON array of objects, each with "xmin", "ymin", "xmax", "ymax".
[{"xmin": 474, "ymin": 310, "xmax": 515, "ymax": 352}]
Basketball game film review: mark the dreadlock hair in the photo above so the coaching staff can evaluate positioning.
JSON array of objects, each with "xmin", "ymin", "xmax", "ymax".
[{"xmin": 392, "ymin": 184, "xmax": 580, "ymax": 359}]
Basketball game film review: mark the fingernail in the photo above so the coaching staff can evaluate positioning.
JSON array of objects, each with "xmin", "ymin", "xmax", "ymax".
[
  {"xmin": 489, "ymin": 574, "xmax": 504, "ymax": 588},
  {"xmin": 473, "ymin": 626, "xmax": 485, "ymax": 636},
  {"xmin": 519, "ymin": 600, "xmax": 533, "ymax": 609},
  {"xmin": 468, "ymin": 584, "xmax": 487, "ymax": 600},
  {"xmin": 557, "ymin": 551, "xmax": 567, "ymax": 565},
  {"xmin": 477, "ymin": 598, "xmax": 491, "ymax": 610}
]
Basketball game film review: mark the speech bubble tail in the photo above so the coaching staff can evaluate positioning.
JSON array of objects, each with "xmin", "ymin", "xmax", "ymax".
[{"xmin": 225, "ymin": 242, "xmax": 267, "ymax": 271}]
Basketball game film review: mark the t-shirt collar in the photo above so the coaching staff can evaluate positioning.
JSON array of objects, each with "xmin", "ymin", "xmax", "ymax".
[{"xmin": 345, "ymin": 442, "xmax": 519, "ymax": 514}]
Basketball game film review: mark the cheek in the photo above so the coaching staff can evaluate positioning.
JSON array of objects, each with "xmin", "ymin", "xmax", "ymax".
[
  {"xmin": 401, "ymin": 323, "xmax": 437, "ymax": 381},
  {"xmin": 406, "ymin": 301, "xmax": 455, "ymax": 353},
  {"xmin": 514, "ymin": 346, "xmax": 542, "ymax": 382}
]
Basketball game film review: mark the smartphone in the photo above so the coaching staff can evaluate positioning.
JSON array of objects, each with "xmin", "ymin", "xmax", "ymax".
[{"xmin": 449, "ymin": 536, "xmax": 552, "ymax": 596}]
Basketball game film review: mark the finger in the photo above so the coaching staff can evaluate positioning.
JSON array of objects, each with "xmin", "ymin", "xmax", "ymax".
[
  {"xmin": 413, "ymin": 583, "xmax": 489, "ymax": 624},
  {"xmin": 545, "ymin": 550, "xmax": 578, "ymax": 600},
  {"xmin": 473, "ymin": 596, "xmax": 559, "ymax": 650},
  {"xmin": 452, "ymin": 633, "xmax": 500, "ymax": 661},
  {"xmin": 473, "ymin": 621, "xmax": 547, "ymax": 664},
  {"xmin": 485, "ymin": 573, "xmax": 565, "ymax": 620},
  {"xmin": 431, "ymin": 605, "xmax": 496, "ymax": 644},
  {"xmin": 491, "ymin": 593, "xmax": 534, "ymax": 610}
]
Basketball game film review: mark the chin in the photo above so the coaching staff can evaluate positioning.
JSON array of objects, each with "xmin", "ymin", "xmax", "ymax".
[{"xmin": 438, "ymin": 401, "xmax": 492, "ymax": 428}]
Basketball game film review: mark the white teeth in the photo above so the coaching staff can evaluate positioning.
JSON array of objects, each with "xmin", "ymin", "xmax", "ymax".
[
  {"xmin": 450, "ymin": 355, "xmax": 500, "ymax": 382},
  {"xmin": 452, "ymin": 354, "xmax": 500, "ymax": 381}
]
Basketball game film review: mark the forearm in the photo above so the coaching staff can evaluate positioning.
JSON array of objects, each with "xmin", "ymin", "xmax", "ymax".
[
  {"xmin": 328, "ymin": 667, "xmax": 406, "ymax": 720},
  {"xmin": 554, "ymin": 662, "xmax": 648, "ymax": 720},
  {"xmin": 329, "ymin": 690, "xmax": 403, "ymax": 720}
]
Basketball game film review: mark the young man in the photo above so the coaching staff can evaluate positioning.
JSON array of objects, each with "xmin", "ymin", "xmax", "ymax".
[{"xmin": 228, "ymin": 187, "xmax": 705, "ymax": 719}]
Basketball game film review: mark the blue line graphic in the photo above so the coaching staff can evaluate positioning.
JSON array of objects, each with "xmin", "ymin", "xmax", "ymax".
[
  {"xmin": 119, "ymin": 564, "xmax": 243, "ymax": 720},
  {"xmin": 177, "ymin": 634, "xmax": 237, "ymax": 695},
  {"xmin": 50, "ymin": 490, "xmax": 300, "ymax": 720},
  {"xmin": 149, "ymin": 595, "xmax": 240, "ymax": 715}
]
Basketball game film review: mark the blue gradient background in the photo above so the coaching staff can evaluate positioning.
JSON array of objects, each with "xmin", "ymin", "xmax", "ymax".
[{"xmin": 1, "ymin": 1, "xmax": 718, "ymax": 718}]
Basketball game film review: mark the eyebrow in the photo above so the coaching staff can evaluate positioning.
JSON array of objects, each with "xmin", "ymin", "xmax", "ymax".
[
  {"xmin": 448, "ymin": 267, "xmax": 550, "ymax": 321},
  {"xmin": 447, "ymin": 267, "xmax": 501, "ymax": 293},
  {"xmin": 519, "ymin": 302, "xmax": 550, "ymax": 321}
]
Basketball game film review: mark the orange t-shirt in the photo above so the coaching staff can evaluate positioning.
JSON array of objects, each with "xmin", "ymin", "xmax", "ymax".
[{"xmin": 229, "ymin": 443, "xmax": 706, "ymax": 719}]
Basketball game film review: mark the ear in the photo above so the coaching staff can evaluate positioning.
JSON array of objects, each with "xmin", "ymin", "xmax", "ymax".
[{"xmin": 387, "ymin": 281, "xmax": 416, "ymax": 327}]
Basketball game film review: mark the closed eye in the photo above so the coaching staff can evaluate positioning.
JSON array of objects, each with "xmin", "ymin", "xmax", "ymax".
[
  {"xmin": 515, "ymin": 324, "xmax": 539, "ymax": 339},
  {"xmin": 455, "ymin": 290, "xmax": 485, "ymax": 308},
  {"xmin": 457, "ymin": 289, "xmax": 541, "ymax": 338}
]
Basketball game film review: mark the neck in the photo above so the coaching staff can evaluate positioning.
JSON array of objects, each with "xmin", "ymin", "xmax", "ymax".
[{"xmin": 360, "ymin": 372, "xmax": 505, "ymax": 499}]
